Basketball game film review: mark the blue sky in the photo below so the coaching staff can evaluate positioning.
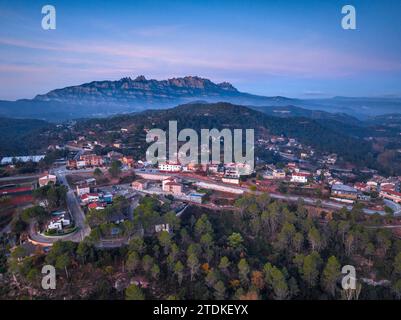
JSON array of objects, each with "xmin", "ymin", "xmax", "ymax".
[{"xmin": 0, "ymin": 0, "xmax": 401, "ymax": 100}]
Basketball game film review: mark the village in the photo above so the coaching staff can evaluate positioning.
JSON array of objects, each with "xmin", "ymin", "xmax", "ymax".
[
  {"xmin": 2, "ymin": 127, "xmax": 401, "ymax": 247},
  {"xmin": 63, "ymin": 131, "xmax": 401, "ymax": 215}
]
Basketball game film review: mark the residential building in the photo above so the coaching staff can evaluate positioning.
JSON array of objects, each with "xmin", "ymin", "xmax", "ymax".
[
  {"xmin": 207, "ymin": 164, "xmax": 222, "ymax": 174},
  {"xmin": 262, "ymin": 169, "xmax": 274, "ymax": 179},
  {"xmin": 77, "ymin": 160, "xmax": 86, "ymax": 168},
  {"xmin": 67, "ymin": 159, "xmax": 77, "ymax": 169},
  {"xmin": 287, "ymin": 163, "xmax": 297, "ymax": 171},
  {"xmin": 80, "ymin": 193, "xmax": 100, "ymax": 204},
  {"xmin": 85, "ymin": 178, "xmax": 97, "ymax": 186},
  {"xmin": 263, "ymin": 168, "xmax": 286, "ymax": 180},
  {"xmin": 380, "ymin": 190, "xmax": 401, "ymax": 203},
  {"xmin": 380, "ymin": 182, "xmax": 397, "ymax": 192},
  {"xmin": 185, "ymin": 163, "xmax": 208, "ymax": 172},
  {"xmin": 132, "ymin": 180, "xmax": 148, "ymax": 191},
  {"xmin": 224, "ymin": 162, "xmax": 253, "ymax": 177},
  {"xmin": 291, "ymin": 172, "xmax": 310, "ymax": 184},
  {"xmin": 155, "ymin": 223, "xmax": 171, "ymax": 233},
  {"xmin": 158, "ymin": 162, "xmax": 182, "ymax": 172},
  {"xmin": 76, "ymin": 185, "xmax": 90, "ymax": 196},
  {"xmin": 187, "ymin": 193, "xmax": 204, "ymax": 204},
  {"xmin": 222, "ymin": 176, "xmax": 241, "ymax": 185},
  {"xmin": 113, "ymin": 143, "xmax": 123, "ymax": 149},
  {"xmin": 80, "ymin": 154, "xmax": 103, "ymax": 167},
  {"xmin": 331, "ymin": 184, "xmax": 358, "ymax": 201},
  {"xmin": 88, "ymin": 202, "xmax": 106, "ymax": 210},
  {"xmin": 354, "ymin": 182, "xmax": 369, "ymax": 192},
  {"xmin": 102, "ymin": 193, "xmax": 113, "ymax": 204},
  {"xmin": 38, "ymin": 174, "xmax": 57, "ymax": 187},
  {"xmin": 273, "ymin": 169, "xmax": 286, "ymax": 179},
  {"xmin": 107, "ymin": 151, "xmax": 123, "ymax": 161},
  {"xmin": 82, "ymin": 143, "xmax": 93, "ymax": 151},
  {"xmin": 122, "ymin": 156, "xmax": 134, "ymax": 167},
  {"xmin": 326, "ymin": 154, "xmax": 337, "ymax": 164},
  {"xmin": 366, "ymin": 181, "xmax": 378, "ymax": 191},
  {"xmin": 163, "ymin": 180, "xmax": 183, "ymax": 195},
  {"xmin": 47, "ymin": 214, "xmax": 71, "ymax": 231},
  {"xmin": 76, "ymin": 178, "xmax": 96, "ymax": 187}
]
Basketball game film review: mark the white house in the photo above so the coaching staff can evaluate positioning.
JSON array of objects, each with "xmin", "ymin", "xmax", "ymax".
[
  {"xmin": 76, "ymin": 160, "xmax": 86, "ymax": 168},
  {"xmin": 47, "ymin": 215, "xmax": 71, "ymax": 231},
  {"xmin": 380, "ymin": 190, "xmax": 401, "ymax": 203},
  {"xmin": 38, "ymin": 174, "xmax": 57, "ymax": 187},
  {"xmin": 272, "ymin": 169, "xmax": 286, "ymax": 179},
  {"xmin": 155, "ymin": 223, "xmax": 171, "ymax": 233},
  {"xmin": 47, "ymin": 220, "xmax": 63, "ymax": 231},
  {"xmin": 158, "ymin": 162, "xmax": 182, "ymax": 172},
  {"xmin": 224, "ymin": 162, "xmax": 253, "ymax": 177},
  {"xmin": 80, "ymin": 193, "xmax": 100, "ymax": 204},
  {"xmin": 222, "ymin": 176, "xmax": 240, "ymax": 185},
  {"xmin": 291, "ymin": 172, "xmax": 310, "ymax": 184},
  {"xmin": 76, "ymin": 185, "xmax": 90, "ymax": 196}
]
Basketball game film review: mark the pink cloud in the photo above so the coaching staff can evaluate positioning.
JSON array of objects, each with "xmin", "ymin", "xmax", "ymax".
[{"xmin": 2, "ymin": 36, "xmax": 400, "ymax": 79}]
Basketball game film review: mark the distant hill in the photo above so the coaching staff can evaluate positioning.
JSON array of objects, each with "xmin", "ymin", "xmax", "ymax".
[
  {"xmin": 80, "ymin": 102, "xmax": 375, "ymax": 167},
  {"xmin": 0, "ymin": 117, "xmax": 52, "ymax": 156},
  {"xmin": 301, "ymin": 96, "xmax": 401, "ymax": 118},
  {"xmin": 2, "ymin": 101, "xmax": 399, "ymax": 175},
  {"xmin": 251, "ymin": 105, "xmax": 362, "ymax": 126}
]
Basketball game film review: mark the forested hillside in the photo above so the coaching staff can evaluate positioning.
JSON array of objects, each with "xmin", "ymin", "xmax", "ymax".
[
  {"xmin": 3, "ymin": 195, "xmax": 401, "ymax": 299},
  {"xmin": 79, "ymin": 102, "xmax": 376, "ymax": 168},
  {"xmin": 0, "ymin": 117, "xmax": 52, "ymax": 156}
]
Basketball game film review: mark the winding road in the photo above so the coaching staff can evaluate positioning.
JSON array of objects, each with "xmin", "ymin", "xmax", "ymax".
[{"xmin": 28, "ymin": 166, "xmax": 91, "ymax": 245}]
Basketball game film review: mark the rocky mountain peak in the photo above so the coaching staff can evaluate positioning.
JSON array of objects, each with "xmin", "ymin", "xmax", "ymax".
[
  {"xmin": 217, "ymin": 81, "xmax": 237, "ymax": 91},
  {"xmin": 31, "ymin": 75, "xmax": 246, "ymax": 108},
  {"xmin": 134, "ymin": 75, "xmax": 147, "ymax": 82}
]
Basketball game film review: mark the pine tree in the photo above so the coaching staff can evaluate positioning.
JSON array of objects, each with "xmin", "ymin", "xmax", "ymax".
[{"xmin": 322, "ymin": 256, "xmax": 341, "ymax": 297}]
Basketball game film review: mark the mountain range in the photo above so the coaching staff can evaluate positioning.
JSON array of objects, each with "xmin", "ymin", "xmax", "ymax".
[{"xmin": 1, "ymin": 76, "xmax": 401, "ymax": 122}]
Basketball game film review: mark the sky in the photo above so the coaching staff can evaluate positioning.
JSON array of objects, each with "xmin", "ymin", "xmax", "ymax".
[{"xmin": 0, "ymin": 0, "xmax": 401, "ymax": 100}]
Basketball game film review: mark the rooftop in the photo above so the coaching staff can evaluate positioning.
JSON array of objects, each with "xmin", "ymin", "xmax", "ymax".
[{"xmin": 332, "ymin": 184, "xmax": 358, "ymax": 193}]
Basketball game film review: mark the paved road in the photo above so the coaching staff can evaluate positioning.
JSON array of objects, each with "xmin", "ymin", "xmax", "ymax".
[
  {"xmin": 135, "ymin": 169, "xmax": 386, "ymax": 216},
  {"xmin": 54, "ymin": 167, "xmax": 91, "ymax": 241},
  {"xmin": 179, "ymin": 173, "xmax": 386, "ymax": 215},
  {"xmin": 28, "ymin": 166, "xmax": 91, "ymax": 244}
]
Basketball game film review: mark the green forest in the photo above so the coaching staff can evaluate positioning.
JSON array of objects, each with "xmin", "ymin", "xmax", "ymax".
[{"xmin": 2, "ymin": 194, "xmax": 401, "ymax": 300}]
